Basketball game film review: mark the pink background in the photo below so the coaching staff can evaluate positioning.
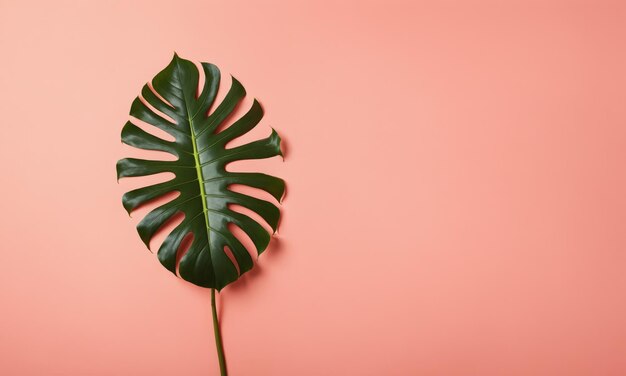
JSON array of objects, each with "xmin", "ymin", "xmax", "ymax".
[{"xmin": 1, "ymin": 0, "xmax": 625, "ymax": 375}]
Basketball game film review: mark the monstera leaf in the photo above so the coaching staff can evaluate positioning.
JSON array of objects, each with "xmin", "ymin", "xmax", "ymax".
[{"xmin": 116, "ymin": 54, "xmax": 284, "ymax": 291}]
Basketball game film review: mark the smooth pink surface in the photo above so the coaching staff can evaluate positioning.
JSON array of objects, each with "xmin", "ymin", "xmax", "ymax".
[{"xmin": 1, "ymin": 1, "xmax": 625, "ymax": 375}]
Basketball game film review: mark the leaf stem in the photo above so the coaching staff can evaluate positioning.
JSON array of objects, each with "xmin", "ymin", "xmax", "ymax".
[{"xmin": 212, "ymin": 289, "xmax": 228, "ymax": 376}]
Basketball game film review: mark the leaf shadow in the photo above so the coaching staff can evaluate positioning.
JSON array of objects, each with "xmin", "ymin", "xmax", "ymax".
[
  {"xmin": 219, "ymin": 236, "xmax": 285, "ymax": 307},
  {"xmin": 218, "ymin": 133, "xmax": 289, "ymax": 313},
  {"xmin": 280, "ymin": 134, "xmax": 290, "ymax": 160}
]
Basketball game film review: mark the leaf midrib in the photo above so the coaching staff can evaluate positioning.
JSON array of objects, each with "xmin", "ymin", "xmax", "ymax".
[
  {"xmin": 174, "ymin": 59, "xmax": 212, "ymax": 272},
  {"xmin": 189, "ymin": 119, "xmax": 209, "ymax": 224}
]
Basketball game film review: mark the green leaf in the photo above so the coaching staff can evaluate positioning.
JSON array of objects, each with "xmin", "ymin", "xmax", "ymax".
[{"xmin": 117, "ymin": 54, "xmax": 284, "ymax": 290}]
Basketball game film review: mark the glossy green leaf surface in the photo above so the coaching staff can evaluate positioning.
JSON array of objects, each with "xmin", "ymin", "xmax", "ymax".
[{"xmin": 117, "ymin": 54, "xmax": 284, "ymax": 290}]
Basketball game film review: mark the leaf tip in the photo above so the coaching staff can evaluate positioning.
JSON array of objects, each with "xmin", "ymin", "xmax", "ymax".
[
  {"xmin": 115, "ymin": 161, "xmax": 125, "ymax": 181},
  {"xmin": 170, "ymin": 52, "xmax": 187, "ymax": 67},
  {"xmin": 270, "ymin": 127, "xmax": 285, "ymax": 160},
  {"xmin": 122, "ymin": 202, "xmax": 133, "ymax": 217},
  {"xmin": 138, "ymin": 231, "xmax": 152, "ymax": 251}
]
